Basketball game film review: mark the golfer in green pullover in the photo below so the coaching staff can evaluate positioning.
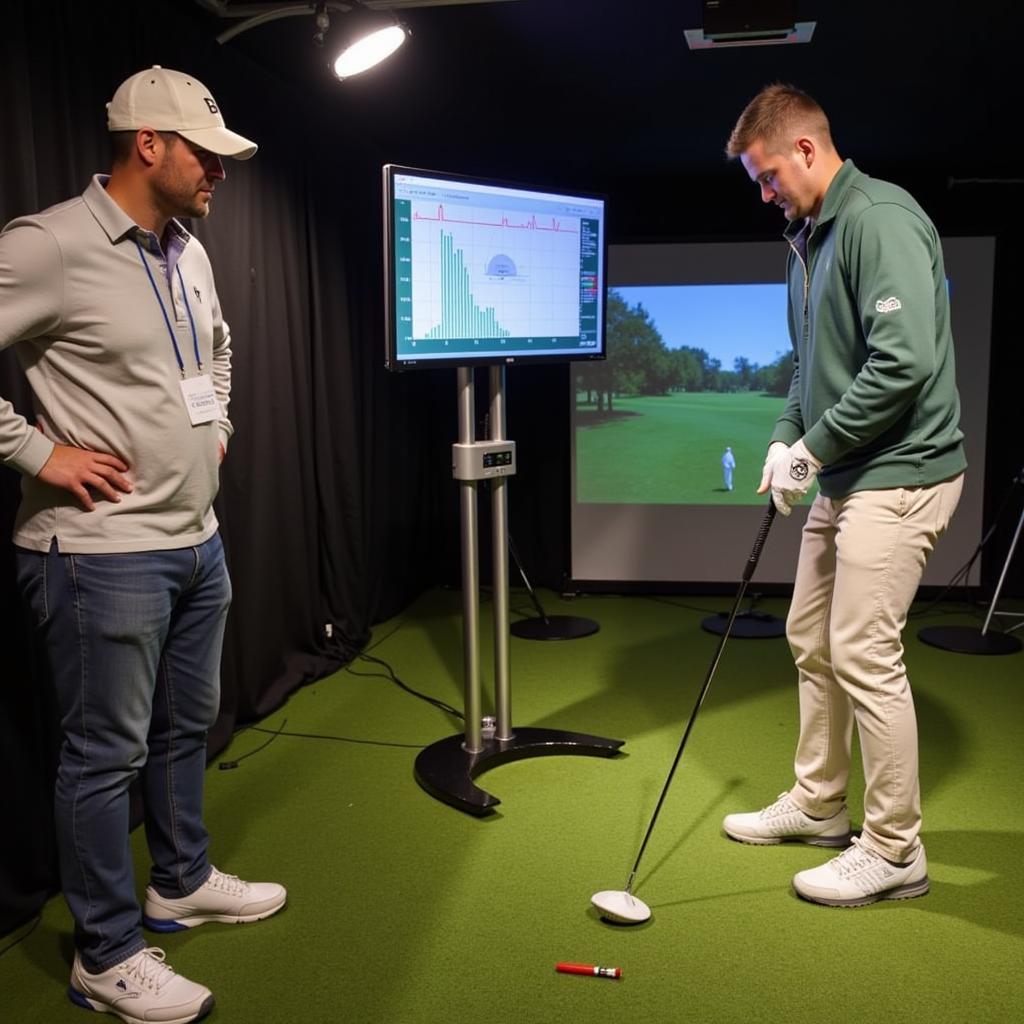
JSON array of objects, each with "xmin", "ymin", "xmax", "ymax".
[{"xmin": 719, "ymin": 84, "xmax": 966, "ymax": 907}]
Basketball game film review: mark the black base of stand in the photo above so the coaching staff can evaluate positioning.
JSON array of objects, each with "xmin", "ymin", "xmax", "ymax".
[
  {"xmin": 414, "ymin": 726, "xmax": 624, "ymax": 815},
  {"xmin": 918, "ymin": 625, "xmax": 1022, "ymax": 655},
  {"xmin": 701, "ymin": 610, "xmax": 786, "ymax": 638},
  {"xmin": 510, "ymin": 615, "xmax": 600, "ymax": 640}
]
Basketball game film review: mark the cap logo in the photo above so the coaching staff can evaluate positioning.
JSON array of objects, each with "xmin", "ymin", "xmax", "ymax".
[{"xmin": 203, "ymin": 97, "xmax": 219, "ymax": 115}]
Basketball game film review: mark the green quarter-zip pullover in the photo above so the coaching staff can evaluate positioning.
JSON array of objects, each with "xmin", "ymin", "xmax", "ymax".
[{"xmin": 771, "ymin": 160, "xmax": 966, "ymax": 497}]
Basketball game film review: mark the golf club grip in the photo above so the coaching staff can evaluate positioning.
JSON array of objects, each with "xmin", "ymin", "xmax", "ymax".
[{"xmin": 742, "ymin": 499, "xmax": 777, "ymax": 582}]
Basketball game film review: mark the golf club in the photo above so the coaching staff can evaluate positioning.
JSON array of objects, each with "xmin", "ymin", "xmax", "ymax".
[{"xmin": 591, "ymin": 499, "xmax": 778, "ymax": 924}]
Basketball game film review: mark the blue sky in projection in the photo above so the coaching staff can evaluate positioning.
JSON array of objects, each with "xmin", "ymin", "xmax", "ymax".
[{"xmin": 613, "ymin": 284, "xmax": 790, "ymax": 370}]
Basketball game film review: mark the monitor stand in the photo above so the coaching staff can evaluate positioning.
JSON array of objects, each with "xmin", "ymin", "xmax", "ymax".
[{"xmin": 413, "ymin": 367, "xmax": 623, "ymax": 815}]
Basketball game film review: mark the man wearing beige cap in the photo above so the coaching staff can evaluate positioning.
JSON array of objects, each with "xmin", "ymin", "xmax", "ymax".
[{"xmin": 0, "ymin": 66, "xmax": 283, "ymax": 1023}]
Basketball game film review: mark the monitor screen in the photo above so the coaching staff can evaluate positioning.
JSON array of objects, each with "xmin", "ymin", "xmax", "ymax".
[{"xmin": 383, "ymin": 164, "xmax": 607, "ymax": 369}]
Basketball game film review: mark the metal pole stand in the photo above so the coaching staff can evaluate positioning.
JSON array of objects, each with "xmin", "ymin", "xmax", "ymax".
[
  {"xmin": 919, "ymin": 499, "xmax": 1024, "ymax": 655},
  {"xmin": 413, "ymin": 367, "xmax": 623, "ymax": 815}
]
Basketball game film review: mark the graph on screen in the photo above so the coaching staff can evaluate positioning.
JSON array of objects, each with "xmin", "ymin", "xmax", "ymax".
[
  {"xmin": 422, "ymin": 228, "xmax": 512, "ymax": 340},
  {"xmin": 410, "ymin": 204, "xmax": 584, "ymax": 343},
  {"xmin": 385, "ymin": 166, "xmax": 606, "ymax": 367}
]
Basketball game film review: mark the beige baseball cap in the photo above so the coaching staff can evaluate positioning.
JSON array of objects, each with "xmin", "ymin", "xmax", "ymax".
[{"xmin": 107, "ymin": 65, "xmax": 257, "ymax": 160}]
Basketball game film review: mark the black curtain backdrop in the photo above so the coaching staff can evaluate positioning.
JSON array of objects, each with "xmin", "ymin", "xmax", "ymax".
[{"xmin": 3, "ymin": 1, "xmax": 1022, "ymax": 938}]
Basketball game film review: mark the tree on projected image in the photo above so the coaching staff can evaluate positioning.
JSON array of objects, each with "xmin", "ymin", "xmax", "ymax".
[
  {"xmin": 574, "ymin": 288, "xmax": 792, "ymax": 505},
  {"xmin": 576, "ymin": 290, "xmax": 791, "ymax": 413}
]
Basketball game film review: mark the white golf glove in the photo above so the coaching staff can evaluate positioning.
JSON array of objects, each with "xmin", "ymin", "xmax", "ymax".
[
  {"xmin": 761, "ymin": 438, "xmax": 821, "ymax": 516},
  {"xmin": 758, "ymin": 442, "xmax": 790, "ymax": 496}
]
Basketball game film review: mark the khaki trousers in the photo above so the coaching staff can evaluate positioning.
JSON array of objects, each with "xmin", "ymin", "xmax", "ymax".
[{"xmin": 786, "ymin": 475, "xmax": 964, "ymax": 861}]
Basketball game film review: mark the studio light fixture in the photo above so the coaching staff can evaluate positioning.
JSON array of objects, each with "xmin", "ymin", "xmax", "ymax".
[
  {"xmin": 204, "ymin": 1, "xmax": 410, "ymax": 79},
  {"xmin": 330, "ymin": 6, "xmax": 409, "ymax": 79}
]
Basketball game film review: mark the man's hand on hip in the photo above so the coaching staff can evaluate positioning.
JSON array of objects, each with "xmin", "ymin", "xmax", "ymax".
[{"xmin": 36, "ymin": 444, "xmax": 134, "ymax": 511}]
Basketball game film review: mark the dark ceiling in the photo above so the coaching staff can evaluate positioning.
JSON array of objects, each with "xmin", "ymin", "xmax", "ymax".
[{"xmin": 187, "ymin": 0, "xmax": 1020, "ymax": 211}]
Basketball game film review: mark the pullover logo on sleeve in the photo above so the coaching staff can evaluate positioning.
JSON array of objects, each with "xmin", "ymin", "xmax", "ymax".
[{"xmin": 875, "ymin": 296, "xmax": 903, "ymax": 313}]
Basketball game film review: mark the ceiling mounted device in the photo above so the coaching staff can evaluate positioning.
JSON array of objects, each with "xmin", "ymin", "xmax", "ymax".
[
  {"xmin": 327, "ymin": 3, "xmax": 409, "ymax": 79},
  {"xmin": 686, "ymin": 0, "xmax": 815, "ymax": 50},
  {"xmin": 199, "ymin": 0, "xmax": 411, "ymax": 78}
]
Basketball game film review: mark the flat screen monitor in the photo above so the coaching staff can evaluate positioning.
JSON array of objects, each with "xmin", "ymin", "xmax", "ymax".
[{"xmin": 383, "ymin": 164, "xmax": 607, "ymax": 370}]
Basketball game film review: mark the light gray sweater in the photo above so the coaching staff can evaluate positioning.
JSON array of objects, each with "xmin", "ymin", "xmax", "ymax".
[{"xmin": 0, "ymin": 175, "xmax": 232, "ymax": 553}]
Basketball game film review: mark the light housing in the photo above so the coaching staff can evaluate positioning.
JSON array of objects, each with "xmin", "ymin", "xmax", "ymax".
[
  {"xmin": 211, "ymin": 1, "xmax": 410, "ymax": 80},
  {"xmin": 333, "ymin": 20, "xmax": 408, "ymax": 79}
]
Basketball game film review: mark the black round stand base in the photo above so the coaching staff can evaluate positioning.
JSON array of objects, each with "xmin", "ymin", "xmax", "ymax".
[
  {"xmin": 917, "ymin": 625, "xmax": 1022, "ymax": 655},
  {"xmin": 510, "ymin": 615, "xmax": 600, "ymax": 641},
  {"xmin": 700, "ymin": 611, "xmax": 786, "ymax": 639}
]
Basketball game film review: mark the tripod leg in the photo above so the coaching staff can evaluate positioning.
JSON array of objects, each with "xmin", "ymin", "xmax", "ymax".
[{"xmin": 981, "ymin": 501, "xmax": 1024, "ymax": 636}]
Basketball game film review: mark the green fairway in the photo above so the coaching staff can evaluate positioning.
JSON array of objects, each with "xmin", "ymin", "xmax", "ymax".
[{"xmin": 575, "ymin": 391, "xmax": 786, "ymax": 504}]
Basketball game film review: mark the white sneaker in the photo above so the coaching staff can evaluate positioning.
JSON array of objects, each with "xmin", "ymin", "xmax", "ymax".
[
  {"xmin": 723, "ymin": 791, "xmax": 852, "ymax": 846},
  {"xmin": 143, "ymin": 866, "xmax": 287, "ymax": 932},
  {"xmin": 793, "ymin": 836, "xmax": 929, "ymax": 907},
  {"xmin": 69, "ymin": 947, "xmax": 213, "ymax": 1024}
]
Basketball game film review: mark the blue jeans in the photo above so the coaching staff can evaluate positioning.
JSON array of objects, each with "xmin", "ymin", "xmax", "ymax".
[{"xmin": 16, "ymin": 533, "xmax": 231, "ymax": 972}]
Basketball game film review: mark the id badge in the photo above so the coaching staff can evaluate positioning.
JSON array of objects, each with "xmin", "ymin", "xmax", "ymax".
[{"xmin": 179, "ymin": 374, "xmax": 220, "ymax": 426}]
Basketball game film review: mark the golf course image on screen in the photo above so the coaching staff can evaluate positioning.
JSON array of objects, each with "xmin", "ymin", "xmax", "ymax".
[{"xmin": 575, "ymin": 283, "xmax": 792, "ymax": 505}]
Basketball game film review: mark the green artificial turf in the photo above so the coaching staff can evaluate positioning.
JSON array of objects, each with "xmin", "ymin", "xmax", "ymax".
[{"xmin": 3, "ymin": 588, "xmax": 1023, "ymax": 1023}]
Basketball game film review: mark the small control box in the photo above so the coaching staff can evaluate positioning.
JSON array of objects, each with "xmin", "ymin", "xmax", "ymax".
[{"xmin": 452, "ymin": 440, "xmax": 517, "ymax": 480}]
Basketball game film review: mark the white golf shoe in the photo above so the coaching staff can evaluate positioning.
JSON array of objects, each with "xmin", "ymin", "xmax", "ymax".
[
  {"xmin": 143, "ymin": 866, "xmax": 286, "ymax": 932},
  {"xmin": 69, "ymin": 947, "xmax": 213, "ymax": 1023},
  {"xmin": 723, "ymin": 791, "xmax": 852, "ymax": 846},
  {"xmin": 793, "ymin": 836, "xmax": 929, "ymax": 907}
]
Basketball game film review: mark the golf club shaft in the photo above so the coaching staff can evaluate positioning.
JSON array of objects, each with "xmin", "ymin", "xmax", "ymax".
[{"xmin": 625, "ymin": 499, "xmax": 777, "ymax": 894}]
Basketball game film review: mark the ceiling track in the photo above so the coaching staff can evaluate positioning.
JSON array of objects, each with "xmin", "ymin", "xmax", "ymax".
[{"xmin": 193, "ymin": 0, "xmax": 517, "ymax": 18}]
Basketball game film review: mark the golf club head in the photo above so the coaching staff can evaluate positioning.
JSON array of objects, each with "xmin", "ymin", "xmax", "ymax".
[{"xmin": 591, "ymin": 890, "xmax": 651, "ymax": 924}]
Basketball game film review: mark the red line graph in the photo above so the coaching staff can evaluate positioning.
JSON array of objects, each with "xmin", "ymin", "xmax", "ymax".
[{"xmin": 413, "ymin": 204, "xmax": 579, "ymax": 234}]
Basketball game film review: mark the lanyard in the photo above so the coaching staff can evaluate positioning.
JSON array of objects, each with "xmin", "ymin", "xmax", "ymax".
[{"xmin": 135, "ymin": 238, "xmax": 203, "ymax": 376}]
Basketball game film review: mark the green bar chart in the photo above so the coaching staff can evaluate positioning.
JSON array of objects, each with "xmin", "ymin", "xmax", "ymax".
[{"xmin": 425, "ymin": 231, "xmax": 511, "ymax": 340}]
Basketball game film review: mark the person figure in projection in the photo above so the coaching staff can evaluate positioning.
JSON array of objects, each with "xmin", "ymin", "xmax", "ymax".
[
  {"xmin": 0, "ymin": 66, "xmax": 286, "ymax": 1023},
  {"xmin": 721, "ymin": 446, "xmax": 736, "ymax": 491}
]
